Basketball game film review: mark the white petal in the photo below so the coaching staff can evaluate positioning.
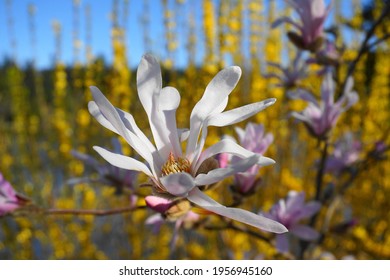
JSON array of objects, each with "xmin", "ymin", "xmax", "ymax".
[
  {"xmin": 207, "ymin": 99, "xmax": 276, "ymax": 127},
  {"xmin": 160, "ymin": 172, "xmax": 196, "ymax": 197},
  {"xmin": 136, "ymin": 54, "xmax": 173, "ymax": 159},
  {"xmin": 116, "ymin": 108, "xmax": 157, "ymax": 155},
  {"xmin": 194, "ymin": 138, "xmax": 275, "ymax": 172},
  {"xmin": 93, "ymin": 146, "xmax": 153, "ymax": 177},
  {"xmin": 234, "ymin": 127, "xmax": 245, "ymax": 143},
  {"xmin": 186, "ymin": 66, "xmax": 242, "ymax": 159},
  {"xmin": 136, "ymin": 54, "xmax": 162, "ymax": 118},
  {"xmin": 187, "ymin": 188, "xmax": 288, "ymax": 233},
  {"xmin": 159, "ymin": 87, "xmax": 182, "ymax": 157},
  {"xmin": 178, "ymin": 129, "xmax": 190, "ymax": 142},
  {"xmin": 88, "ymin": 101, "xmax": 118, "ymax": 134},
  {"xmin": 90, "ymin": 87, "xmax": 157, "ymax": 174},
  {"xmin": 194, "ymin": 155, "xmax": 260, "ymax": 186}
]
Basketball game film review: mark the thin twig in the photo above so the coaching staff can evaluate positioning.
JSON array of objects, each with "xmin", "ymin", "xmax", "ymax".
[{"xmin": 314, "ymin": 140, "xmax": 329, "ymax": 203}]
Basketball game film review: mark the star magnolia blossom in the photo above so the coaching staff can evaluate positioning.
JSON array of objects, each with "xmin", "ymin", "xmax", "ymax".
[
  {"xmin": 219, "ymin": 123, "xmax": 274, "ymax": 194},
  {"xmin": 325, "ymin": 133, "xmax": 361, "ymax": 175},
  {"xmin": 273, "ymin": 0, "xmax": 332, "ymax": 51},
  {"xmin": 263, "ymin": 191, "xmax": 321, "ymax": 253},
  {"xmin": 266, "ymin": 52, "xmax": 308, "ymax": 88},
  {"xmin": 0, "ymin": 173, "xmax": 26, "ymax": 216},
  {"xmin": 289, "ymin": 71, "xmax": 359, "ymax": 139},
  {"xmin": 88, "ymin": 54, "xmax": 287, "ymax": 233}
]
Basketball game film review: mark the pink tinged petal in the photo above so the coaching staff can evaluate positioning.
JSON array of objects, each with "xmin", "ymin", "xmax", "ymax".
[
  {"xmin": 145, "ymin": 213, "xmax": 165, "ymax": 233},
  {"xmin": 272, "ymin": 16, "xmax": 303, "ymax": 32},
  {"xmin": 217, "ymin": 153, "xmax": 230, "ymax": 169},
  {"xmin": 186, "ymin": 66, "xmax": 242, "ymax": 159},
  {"xmin": 288, "ymin": 89, "xmax": 319, "ymax": 106},
  {"xmin": 321, "ymin": 72, "xmax": 335, "ymax": 106},
  {"xmin": 296, "ymin": 201, "xmax": 322, "ymax": 220},
  {"xmin": 290, "ymin": 111, "xmax": 313, "ymax": 125},
  {"xmin": 194, "ymin": 155, "xmax": 266, "ymax": 186},
  {"xmin": 290, "ymin": 224, "xmax": 320, "ymax": 241},
  {"xmin": 207, "ymin": 98, "xmax": 277, "ymax": 128},
  {"xmin": 93, "ymin": 146, "xmax": 153, "ymax": 177},
  {"xmin": 89, "ymin": 87, "xmax": 156, "ymax": 173},
  {"xmin": 187, "ymin": 188, "xmax": 288, "ymax": 233},
  {"xmin": 286, "ymin": 191, "xmax": 306, "ymax": 212},
  {"xmin": 160, "ymin": 172, "xmax": 196, "ymax": 197},
  {"xmin": 185, "ymin": 211, "xmax": 200, "ymax": 222},
  {"xmin": 159, "ymin": 87, "xmax": 182, "ymax": 157},
  {"xmin": 145, "ymin": 196, "xmax": 173, "ymax": 213},
  {"xmin": 275, "ymin": 233, "xmax": 290, "ymax": 253},
  {"xmin": 194, "ymin": 138, "xmax": 275, "ymax": 172},
  {"xmin": 0, "ymin": 175, "xmax": 22, "ymax": 215}
]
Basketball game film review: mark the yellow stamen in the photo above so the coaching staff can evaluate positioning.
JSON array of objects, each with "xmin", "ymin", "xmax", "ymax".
[{"xmin": 161, "ymin": 152, "xmax": 191, "ymax": 176}]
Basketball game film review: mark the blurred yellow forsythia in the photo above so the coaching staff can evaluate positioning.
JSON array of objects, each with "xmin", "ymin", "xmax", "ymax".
[{"xmin": 0, "ymin": 0, "xmax": 389, "ymax": 259}]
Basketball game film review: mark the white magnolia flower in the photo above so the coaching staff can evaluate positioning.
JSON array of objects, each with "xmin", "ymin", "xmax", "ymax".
[{"xmin": 88, "ymin": 54, "xmax": 287, "ymax": 233}]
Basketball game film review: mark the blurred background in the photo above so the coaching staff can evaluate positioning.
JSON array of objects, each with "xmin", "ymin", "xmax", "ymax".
[{"xmin": 0, "ymin": 0, "xmax": 389, "ymax": 259}]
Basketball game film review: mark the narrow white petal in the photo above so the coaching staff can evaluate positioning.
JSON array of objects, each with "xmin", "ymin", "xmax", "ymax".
[
  {"xmin": 234, "ymin": 127, "xmax": 245, "ymax": 143},
  {"xmin": 136, "ymin": 54, "xmax": 170, "ymax": 159},
  {"xmin": 88, "ymin": 101, "xmax": 118, "ymax": 134},
  {"xmin": 187, "ymin": 188, "xmax": 288, "ymax": 233},
  {"xmin": 178, "ymin": 129, "xmax": 190, "ymax": 142},
  {"xmin": 160, "ymin": 172, "xmax": 196, "ymax": 197},
  {"xmin": 116, "ymin": 108, "xmax": 157, "ymax": 155},
  {"xmin": 187, "ymin": 66, "xmax": 242, "ymax": 159},
  {"xmin": 136, "ymin": 54, "xmax": 162, "ymax": 118},
  {"xmin": 93, "ymin": 146, "xmax": 153, "ymax": 177},
  {"xmin": 90, "ymin": 87, "xmax": 157, "ymax": 174},
  {"xmin": 194, "ymin": 155, "xmax": 260, "ymax": 186},
  {"xmin": 194, "ymin": 138, "xmax": 275, "ymax": 172},
  {"xmin": 158, "ymin": 87, "xmax": 182, "ymax": 157},
  {"xmin": 207, "ymin": 99, "xmax": 276, "ymax": 127}
]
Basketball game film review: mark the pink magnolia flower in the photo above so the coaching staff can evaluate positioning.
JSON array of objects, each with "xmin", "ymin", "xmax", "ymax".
[
  {"xmin": 0, "ymin": 173, "xmax": 27, "ymax": 216},
  {"xmin": 263, "ymin": 191, "xmax": 321, "ymax": 253},
  {"xmin": 88, "ymin": 54, "xmax": 287, "ymax": 233},
  {"xmin": 219, "ymin": 123, "xmax": 274, "ymax": 194},
  {"xmin": 289, "ymin": 72, "xmax": 359, "ymax": 139},
  {"xmin": 266, "ymin": 52, "xmax": 308, "ymax": 88},
  {"xmin": 273, "ymin": 0, "xmax": 332, "ymax": 52},
  {"xmin": 325, "ymin": 133, "xmax": 361, "ymax": 175},
  {"xmin": 70, "ymin": 138, "xmax": 138, "ymax": 194}
]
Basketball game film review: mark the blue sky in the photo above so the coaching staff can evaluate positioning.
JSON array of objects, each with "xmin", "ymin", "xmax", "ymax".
[{"xmin": 0, "ymin": 0, "xmax": 360, "ymax": 69}]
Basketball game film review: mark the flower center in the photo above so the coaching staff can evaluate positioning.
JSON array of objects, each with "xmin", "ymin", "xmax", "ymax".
[{"xmin": 161, "ymin": 152, "xmax": 191, "ymax": 176}]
